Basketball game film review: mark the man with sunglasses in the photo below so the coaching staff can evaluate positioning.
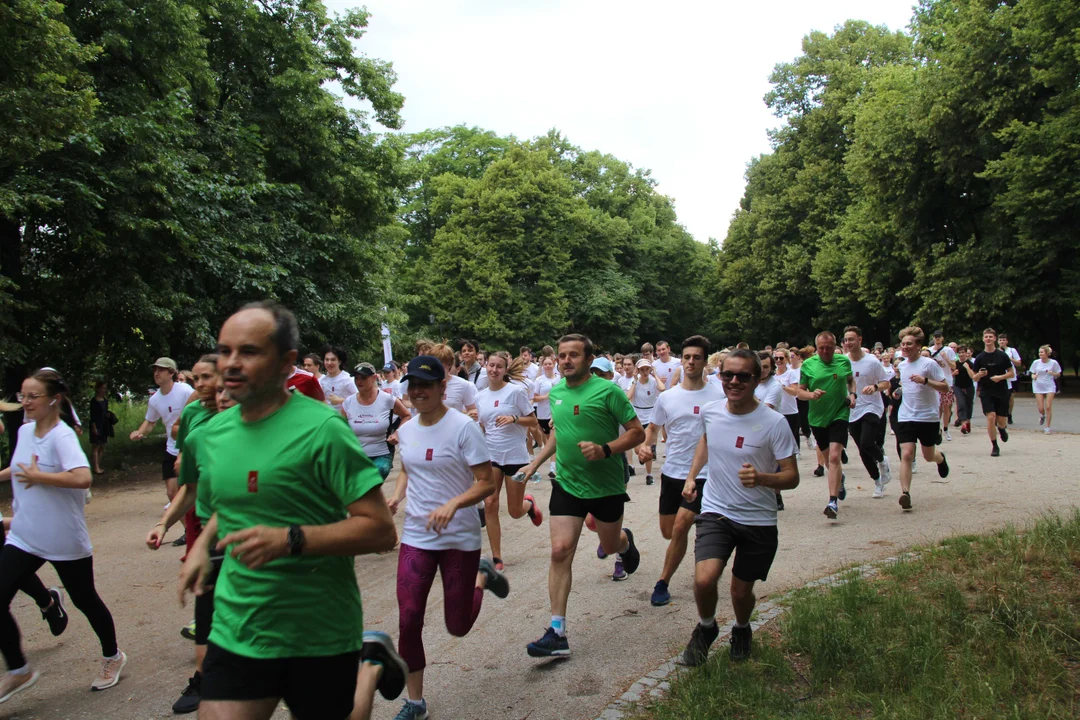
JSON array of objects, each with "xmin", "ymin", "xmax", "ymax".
[
  {"xmin": 677, "ymin": 349, "xmax": 799, "ymax": 666},
  {"xmin": 842, "ymin": 326, "xmax": 892, "ymax": 498}
]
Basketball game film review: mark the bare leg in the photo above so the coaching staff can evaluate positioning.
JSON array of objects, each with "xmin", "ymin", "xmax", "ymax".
[
  {"xmin": 730, "ymin": 576, "xmax": 757, "ymax": 625},
  {"xmin": 350, "ymin": 662, "xmax": 384, "ymax": 720},
  {"xmin": 826, "ymin": 442, "xmax": 844, "ymax": 496},
  {"xmin": 659, "ymin": 508, "xmax": 696, "ymax": 584},
  {"xmin": 899, "ymin": 442, "xmax": 916, "ymax": 493},
  {"xmin": 548, "ymin": 516, "xmax": 585, "ymax": 617},
  {"xmin": 484, "ymin": 471, "xmax": 505, "ymax": 560},
  {"xmin": 693, "ymin": 559, "xmax": 725, "ymax": 619}
]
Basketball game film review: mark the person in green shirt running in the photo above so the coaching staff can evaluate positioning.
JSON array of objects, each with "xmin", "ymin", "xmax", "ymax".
[
  {"xmin": 795, "ymin": 331, "xmax": 856, "ymax": 520},
  {"xmin": 177, "ymin": 302, "xmax": 407, "ymax": 720},
  {"xmin": 517, "ymin": 334, "xmax": 646, "ymax": 658}
]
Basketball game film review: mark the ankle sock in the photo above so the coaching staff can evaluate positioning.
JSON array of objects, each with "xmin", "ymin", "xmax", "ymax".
[
  {"xmin": 9, "ymin": 665, "xmax": 30, "ymax": 677},
  {"xmin": 552, "ymin": 615, "xmax": 566, "ymax": 637},
  {"xmin": 829, "ymin": 495, "xmax": 838, "ymax": 503},
  {"xmin": 699, "ymin": 616, "xmax": 716, "ymax": 628},
  {"xmin": 734, "ymin": 621, "xmax": 749, "ymax": 629}
]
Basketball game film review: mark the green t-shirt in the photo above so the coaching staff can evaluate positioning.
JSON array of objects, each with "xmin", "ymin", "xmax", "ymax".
[
  {"xmin": 800, "ymin": 354, "xmax": 853, "ymax": 427},
  {"xmin": 197, "ymin": 392, "xmax": 384, "ymax": 659},
  {"xmin": 175, "ymin": 400, "xmax": 215, "ymax": 454},
  {"xmin": 549, "ymin": 375, "xmax": 638, "ymax": 499},
  {"xmin": 176, "ymin": 418, "xmax": 220, "ymax": 522}
]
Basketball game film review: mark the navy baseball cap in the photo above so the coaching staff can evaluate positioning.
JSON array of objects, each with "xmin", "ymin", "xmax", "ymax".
[{"xmin": 403, "ymin": 355, "xmax": 445, "ymax": 382}]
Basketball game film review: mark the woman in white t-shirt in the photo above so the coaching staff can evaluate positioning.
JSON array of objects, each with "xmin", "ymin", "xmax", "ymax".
[
  {"xmin": 1030, "ymin": 345, "xmax": 1062, "ymax": 433},
  {"xmin": 341, "ymin": 362, "xmax": 411, "ymax": 479},
  {"xmin": 477, "ymin": 352, "xmax": 543, "ymax": 571},
  {"xmin": 0, "ymin": 370, "xmax": 127, "ymax": 700},
  {"xmin": 532, "ymin": 356, "xmax": 560, "ymax": 479},
  {"xmin": 772, "ymin": 349, "xmax": 802, "ymax": 453},
  {"xmin": 385, "ymin": 356, "xmax": 507, "ymax": 718},
  {"xmin": 627, "ymin": 358, "xmax": 664, "ymax": 484},
  {"xmin": 753, "ymin": 352, "xmax": 783, "ymax": 410},
  {"xmin": 320, "ymin": 346, "xmax": 358, "ymax": 406}
]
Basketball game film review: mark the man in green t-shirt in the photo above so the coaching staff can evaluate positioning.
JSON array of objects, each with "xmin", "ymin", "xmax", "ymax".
[
  {"xmin": 797, "ymin": 331, "xmax": 856, "ymax": 520},
  {"xmin": 177, "ymin": 302, "xmax": 407, "ymax": 720},
  {"xmin": 518, "ymin": 334, "xmax": 646, "ymax": 658}
]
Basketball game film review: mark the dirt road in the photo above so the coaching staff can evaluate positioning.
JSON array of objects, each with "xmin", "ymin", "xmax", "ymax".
[{"xmin": 1, "ymin": 396, "xmax": 1076, "ymax": 719}]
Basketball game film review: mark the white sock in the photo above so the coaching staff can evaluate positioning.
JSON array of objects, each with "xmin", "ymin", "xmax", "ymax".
[
  {"xmin": 9, "ymin": 665, "xmax": 30, "ymax": 676},
  {"xmin": 699, "ymin": 616, "xmax": 716, "ymax": 628},
  {"xmin": 552, "ymin": 615, "xmax": 566, "ymax": 637},
  {"xmin": 104, "ymin": 651, "xmax": 122, "ymax": 662},
  {"xmin": 734, "ymin": 621, "xmax": 749, "ymax": 629}
]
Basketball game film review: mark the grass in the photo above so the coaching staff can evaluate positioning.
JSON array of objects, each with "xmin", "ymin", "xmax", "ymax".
[
  {"xmin": 631, "ymin": 510, "xmax": 1080, "ymax": 720},
  {"xmin": 76, "ymin": 399, "xmax": 161, "ymax": 471}
]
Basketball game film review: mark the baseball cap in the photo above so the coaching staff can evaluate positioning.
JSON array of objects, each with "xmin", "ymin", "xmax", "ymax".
[
  {"xmin": 932, "ymin": 329, "xmax": 944, "ymax": 337},
  {"xmin": 151, "ymin": 357, "xmax": 178, "ymax": 372},
  {"xmin": 354, "ymin": 362, "xmax": 377, "ymax": 377},
  {"xmin": 402, "ymin": 356, "xmax": 445, "ymax": 383},
  {"xmin": 635, "ymin": 358, "xmax": 652, "ymax": 369},
  {"xmin": 382, "ymin": 362, "xmax": 395, "ymax": 371},
  {"xmin": 590, "ymin": 357, "xmax": 614, "ymax": 374}
]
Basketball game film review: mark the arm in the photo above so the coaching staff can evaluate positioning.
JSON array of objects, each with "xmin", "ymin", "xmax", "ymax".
[
  {"xmin": 626, "ymin": 380, "xmax": 637, "ymax": 401},
  {"xmin": 681, "ymin": 435, "xmax": 709, "ymax": 502},
  {"xmin": 130, "ymin": 419, "xmax": 156, "ymax": 441},
  {"xmin": 179, "ymin": 514, "xmax": 220, "ymax": 604},
  {"xmin": 464, "ymin": 403, "xmax": 479, "ymax": 422},
  {"xmin": 495, "ymin": 413, "xmax": 537, "ymax": 429},
  {"xmin": 387, "ymin": 468, "xmax": 408, "ymax": 514},
  {"xmin": 427, "ymin": 462, "xmax": 495, "ymax": 533},
  {"xmin": 654, "ymin": 374, "xmax": 666, "ymax": 392},
  {"xmin": 15, "ymin": 459, "xmax": 92, "ymax": 490},
  {"xmin": 521, "ymin": 425, "xmax": 558, "ymax": 475},
  {"xmin": 392, "ymin": 399, "xmax": 411, "ymax": 420},
  {"xmin": 147, "ymin": 484, "xmax": 197, "ymax": 549},
  {"xmin": 669, "ymin": 366, "xmax": 682, "ymax": 387},
  {"xmin": 795, "ymin": 382, "xmax": 822, "ymax": 401},
  {"xmin": 739, "ymin": 455, "xmax": 799, "ymax": 491},
  {"xmin": 782, "ymin": 381, "xmax": 801, "ymax": 397}
]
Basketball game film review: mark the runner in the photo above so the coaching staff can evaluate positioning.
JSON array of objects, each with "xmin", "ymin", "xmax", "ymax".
[
  {"xmin": 475, "ymin": 351, "xmax": 543, "ymax": 570},
  {"xmin": 797, "ymin": 332, "xmax": 855, "ymax": 520},
  {"xmin": 383, "ymin": 356, "xmax": 509, "ymax": 720},
  {"xmin": 321, "ymin": 346, "xmax": 358, "ymax": 407},
  {"xmin": 929, "ymin": 330, "xmax": 958, "ymax": 441},
  {"xmin": 997, "ymin": 333, "xmax": 1022, "ymax": 424},
  {"xmin": 341, "ymin": 362, "xmax": 411, "ymax": 480},
  {"xmin": 652, "ymin": 341, "xmax": 682, "ymax": 390},
  {"xmin": 970, "ymin": 328, "xmax": 1015, "ymax": 457},
  {"xmin": 288, "ymin": 361, "xmax": 326, "ymax": 401},
  {"xmin": 0, "ymin": 369, "xmax": 126, "ymax": 702},
  {"xmin": 532, "ymin": 356, "xmax": 560, "ymax": 479},
  {"xmin": 177, "ymin": 302, "xmax": 406, "ymax": 719},
  {"xmin": 627, "ymin": 359, "xmax": 664, "ymax": 484},
  {"xmin": 640, "ymin": 342, "xmax": 655, "ymax": 364},
  {"xmin": 457, "ymin": 339, "xmax": 488, "ymax": 389},
  {"xmin": 519, "ymin": 346, "xmax": 540, "ymax": 382},
  {"xmin": 842, "ymin": 327, "xmax": 892, "ymax": 498},
  {"xmin": 129, "ymin": 357, "xmax": 195, "ymax": 505},
  {"xmin": 516, "ymin": 334, "xmax": 645, "ymax": 657},
  {"xmin": 791, "ymin": 348, "xmax": 815, "ymax": 454},
  {"xmin": 894, "ymin": 327, "xmax": 950, "ymax": 509},
  {"xmin": 1030, "ymin": 345, "xmax": 1061, "ymax": 434},
  {"xmin": 753, "ymin": 352, "xmax": 783, "ymax": 410},
  {"xmin": 302, "ymin": 353, "xmax": 324, "ymax": 383},
  {"xmin": 773, "ymin": 349, "xmax": 802, "ymax": 458},
  {"xmin": 953, "ymin": 346, "xmax": 976, "ymax": 435},
  {"xmin": 637, "ymin": 336, "xmax": 724, "ymax": 606},
  {"xmin": 677, "ymin": 349, "xmax": 799, "ymax": 666}
]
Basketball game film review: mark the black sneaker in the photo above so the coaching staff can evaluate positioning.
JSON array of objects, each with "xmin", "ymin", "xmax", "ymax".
[
  {"xmin": 678, "ymin": 622, "xmax": 720, "ymax": 667},
  {"xmin": 478, "ymin": 557, "xmax": 510, "ymax": 599},
  {"xmin": 548, "ymin": 471, "xmax": 555, "ymax": 479},
  {"xmin": 937, "ymin": 453, "xmax": 949, "ymax": 479},
  {"xmin": 991, "ymin": 445, "xmax": 1000, "ymax": 457},
  {"xmin": 171, "ymin": 672, "xmax": 201, "ymax": 714},
  {"xmin": 999, "ymin": 427, "xmax": 1009, "ymax": 443},
  {"xmin": 1008, "ymin": 414, "xmax": 1014, "ymax": 425},
  {"xmin": 841, "ymin": 449, "xmax": 849, "ymax": 464},
  {"xmin": 899, "ymin": 491, "xmax": 912, "ymax": 510},
  {"xmin": 478, "ymin": 506, "xmax": 486, "ymax": 528},
  {"xmin": 775, "ymin": 493, "xmax": 784, "ymax": 511},
  {"xmin": 730, "ymin": 624, "xmax": 752, "ymax": 661},
  {"xmin": 628, "ymin": 466, "xmax": 636, "ymax": 476},
  {"xmin": 171, "ymin": 534, "xmax": 187, "ymax": 547},
  {"xmin": 362, "ymin": 630, "xmax": 409, "ymax": 699},
  {"xmin": 42, "ymin": 587, "xmax": 68, "ymax": 637},
  {"xmin": 645, "ymin": 475, "xmax": 654, "ymax": 486},
  {"xmin": 620, "ymin": 528, "xmax": 640, "ymax": 575},
  {"xmin": 813, "ymin": 465, "xmax": 825, "ymax": 477},
  {"xmin": 527, "ymin": 627, "xmax": 570, "ymax": 657},
  {"xmin": 838, "ymin": 473, "xmax": 847, "ymax": 501}
]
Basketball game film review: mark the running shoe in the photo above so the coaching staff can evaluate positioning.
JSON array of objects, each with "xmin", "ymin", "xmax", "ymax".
[
  {"xmin": 953, "ymin": 419, "xmax": 962, "ymax": 428},
  {"xmin": 393, "ymin": 701, "xmax": 429, "ymax": 720},
  {"xmin": 878, "ymin": 457, "xmax": 892, "ymax": 488},
  {"xmin": 899, "ymin": 491, "xmax": 912, "ymax": 510},
  {"xmin": 841, "ymin": 449, "xmax": 849, "ymax": 464},
  {"xmin": 42, "ymin": 587, "xmax": 68, "ymax": 637},
  {"xmin": 180, "ymin": 619, "xmax": 196, "ymax": 641},
  {"xmin": 1045, "ymin": 427, "xmax": 1052, "ymax": 434},
  {"xmin": 527, "ymin": 627, "xmax": 570, "ymax": 657},
  {"xmin": 0, "ymin": 670, "xmax": 39, "ymax": 705},
  {"xmin": 596, "ymin": 542, "xmax": 607, "ymax": 560},
  {"xmin": 171, "ymin": 534, "xmax": 187, "ymax": 547},
  {"xmin": 1008, "ymin": 414, "xmax": 1014, "ymax": 425},
  {"xmin": 524, "ymin": 495, "xmax": 543, "ymax": 527},
  {"xmin": 824, "ymin": 500, "xmax": 839, "ymax": 519},
  {"xmin": 1039, "ymin": 414, "xmax": 1045, "ymax": 426},
  {"xmin": 729, "ymin": 624, "xmax": 753, "ymax": 662},
  {"xmin": 961, "ymin": 422, "xmax": 970, "ymax": 434},
  {"xmin": 872, "ymin": 478, "xmax": 884, "ymax": 499},
  {"xmin": 937, "ymin": 453, "xmax": 949, "ymax": 479},
  {"xmin": 650, "ymin": 581, "xmax": 671, "ymax": 606},
  {"xmin": 795, "ymin": 451, "xmax": 801, "ymax": 460},
  {"xmin": 362, "ymin": 630, "xmax": 409, "ymax": 700},
  {"xmin": 813, "ymin": 465, "xmax": 825, "ymax": 477},
  {"xmin": 620, "ymin": 528, "xmax": 640, "ymax": 574},
  {"xmin": 91, "ymin": 650, "xmax": 128, "ymax": 691},
  {"xmin": 548, "ymin": 471, "xmax": 556, "ymax": 479},
  {"xmin": 775, "ymin": 492, "xmax": 784, "ymax": 511},
  {"xmin": 645, "ymin": 475, "xmax": 654, "ymax": 486},
  {"xmin": 628, "ymin": 466, "xmax": 636, "ymax": 476},
  {"xmin": 478, "ymin": 557, "xmax": 510, "ymax": 599},
  {"xmin": 838, "ymin": 474, "xmax": 847, "ymax": 501},
  {"xmin": 171, "ymin": 672, "xmax": 201, "ymax": 714},
  {"xmin": 999, "ymin": 427, "xmax": 1009, "ymax": 442},
  {"xmin": 678, "ymin": 622, "xmax": 720, "ymax": 667},
  {"xmin": 912, "ymin": 457, "xmax": 918, "ymax": 474},
  {"xmin": 612, "ymin": 560, "xmax": 627, "ymax": 581},
  {"xmin": 991, "ymin": 445, "xmax": 1000, "ymax": 457},
  {"xmin": 945, "ymin": 430, "xmax": 952, "ymax": 441}
]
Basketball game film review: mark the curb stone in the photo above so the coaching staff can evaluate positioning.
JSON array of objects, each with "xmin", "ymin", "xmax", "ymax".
[{"xmin": 595, "ymin": 551, "xmax": 920, "ymax": 719}]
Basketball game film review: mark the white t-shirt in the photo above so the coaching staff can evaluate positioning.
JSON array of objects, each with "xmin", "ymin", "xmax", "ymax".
[
  {"xmin": 651, "ymin": 383, "xmax": 726, "ymax": 480},
  {"xmin": 146, "ymin": 382, "xmax": 195, "ymax": 456},
  {"xmin": 397, "ymin": 410, "xmax": 489, "ymax": 551},
  {"xmin": 897, "ymin": 357, "xmax": 947, "ymax": 423},
  {"xmin": 652, "ymin": 358, "xmax": 681, "ymax": 389},
  {"xmin": 615, "ymin": 374, "xmax": 633, "ymax": 392},
  {"xmin": 700, "ymin": 402, "xmax": 796, "ymax": 527},
  {"xmin": 705, "ymin": 373, "xmax": 727, "ymax": 395},
  {"xmin": 847, "ymin": 353, "xmax": 888, "ymax": 422},
  {"xmin": 777, "ymin": 368, "xmax": 799, "ymax": 416},
  {"xmin": 524, "ymin": 362, "xmax": 539, "ymax": 382},
  {"xmin": 8, "ymin": 422, "xmax": 93, "ymax": 561},
  {"xmin": 1003, "ymin": 347, "xmax": 1021, "ymax": 388},
  {"xmin": 341, "ymin": 391, "xmax": 397, "ymax": 458},
  {"xmin": 320, "ymin": 372, "xmax": 358, "ymax": 405},
  {"xmin": 929, "ymin": 345, "xmax": 958, "ymax": 388},
  {"xmin": 753, "ymin": 375, "xmax": 783, "ymax": 410},
  {"xmin": 1030, "ymin": 359, "xmax": 1061, "ymax": 394},
  {"xmin": 477, "ymin": 383, "xmax": 534, "ymax": 465},
  {"xmin": 402, "ymin": 374, "xmax": 478, "ymax": 417},
  {"xmin": 628, "ymin": 375, "xmax": 660, "ymax": 425},
  {"xmin": 881, "ymin": 361, "xmax": 896, "ymax": 380},
  {"xmin": 532, "ymin": 374, "xmax": 559, "ymax": 420}
]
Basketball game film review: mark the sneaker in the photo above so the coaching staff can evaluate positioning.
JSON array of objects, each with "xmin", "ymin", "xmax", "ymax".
[
  {"xmin": 945, "ymin": 430, "xmax": 953, "ymax": 441},
  {"xmin": 180, "ymin": 619, "xmax": 196, "ymax": 641},
  {"xmin": 991, "ymin": 445, "xmax": 1000, "ymax": 457},
  {"xmin": 813, "ymin": 465, "xmax": 825, "ymax": 477},
  {"xmin": 1039, "ymin": 414, "xmax": 1045, "ymax": 426},
  {"xmin": 678, "ymin": 622, "xmax": 720, "ymax": 667},
  {"xmin": 795, "ymin": 450, "xmax": 801, "ymax": 460},
  {"xmin": 645, "ymin": 475, "xmax": 654, "ymax": 486},
  {"xmin": 937, "ymin": 453, "xmax": 949, "ymax": 479},
  {"xmin": 650, "ymin": 581, "xmax": 671, "ymax": 606},
  {"xmin": 729, "ymin": 624, "xmax": 753, "ymax": 662},
  {"xmin": 0, "ymin": 670, "xmax": 39, "ymax": 704},
  {"xmin": 823, "ymin": 500, "xmax": 838, "ymax": 519},
  {"xmin": 878, "ymin": 457, "xmax": 892, "ymax": 488},
  {"xmin": 612, "ymin": 560, "xmax": 628, "ymax": 581},
  {"xmin": 1045, "ymin": 427, "xmax": 1052, "ymax": 435},
  {"xmin": 953, "ymin": 419, "xmax": 962, "ymax": 428},
  {"xmin": 393, "ymin": 701, "xmax": 430, "ymax": 720},
  {"xmin": 42, "ymin": 587, "xmax": 68, "ymax": 637},
  {"xmin": 171, "ymin": 672, "xmax": 201, "ymax": 714},
  {"xmin": 899, "ymin": 491, "xmax": 912, "ymax": 510},
  {"xmin": 912, "ymin": 457, "xmax": 918, "ymax": 474},
  {"xmin": 478, "ymin": 557, "xmax": 510, "ymax": 599},
  {"xmin": 527, "ymin": 627, "xmax": 570, "ymax": 657},
  {"xmin": 775, "ymin": 492, "xmax": 784, "ymax": 511},
  {"xmin": 999, "ymin": 427, "xmax": 1009, "ymax": 443},
  {"xmin": 548, "ymin": 471, "xmax": 556, "ymax": 479},
  {"xmin": 961, "ymin": 422, "xmax": 971, "ymax": 435},
  {"xmin": 524, "ymin": 494, "xmax": 543, "ymax": 527},
  {"xmin": 872, "ymin": 479, "xmax": 884, "ymax": 499},
  {"xmin": 809, "ymin": 435, "xmax": 817, "ymax": 450},
  {"xmin": 838, "ymin": 474, "xmax": 847, "ymax": 501},
  {"xmin": 628, "ymin": 466, "xmax": 636, "ymax": 476},
  {"xmin": 841, "ymin": 449, "xmax": 849, "ymax": 464},
  {"xmin": 171, "ymin": 534, "xmax": 187, "ymax": 547},
  {"xmin": 362, "ymin": 630, "xmax": 409, "ymax": 700},
  {"xmin": 596, "ymin": 542, "xmax": 608, "ymax": 560},
  {"xmin": 91, "ymin": 650, "xmax": 127, "ymax": 691},
  {"xmin": 619, "ymin": 528, "xmax": 640, "ymax": 574},
  {"xmin": 1008, "ymin": 414, "xmax": 1014, "ymax": 425}
]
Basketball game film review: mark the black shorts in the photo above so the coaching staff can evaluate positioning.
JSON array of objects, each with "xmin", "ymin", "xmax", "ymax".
[
  {"xmin": 694, "ymin": 513, "xmax": 778, "ymax": 583},
  {"xmin": 549, "ymin": 480, "xmax": 627, "ymax": 524},
  {"xmin": 201, "ymin": 642, "xmax": 360, "ymax": 719},
  {"xmin": 980, "ymin": 393, "xmax": 1009, "ymax": 417},
  {"xmin": 659, "ymin": 474, "xmax": 702, "ymax": 516},
  {"xmin": 492, "ymin": 462, "xmax": 525, "ymax": 477},
  {"xmin": 162, "ymin": 451, "xmax": 178, "ymax": 481},
  {"xmin": 538, "ymin": 418, "xmax": 552, "ymax": 435},
  {"xmin": 193, "ymin": 546, "xmax": 224, "ymax": 646},
  {"xmin": 895, "ymin": 421, "xmax": 941, "ymax": 447},
  {"xmin": 811, "ymin": 419, "xmax": 849, "ymax": 449}
]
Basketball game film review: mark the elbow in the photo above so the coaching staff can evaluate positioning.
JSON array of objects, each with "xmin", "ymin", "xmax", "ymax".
[
  {"xmin": 73, "ymin": 470, "xmax": 93, "ymax": 489},
  {"xmin": 478, "ymin": 478, "xmax": 497, "ymax": 499},
  {"xmin": 375, "ymin": 519, "xmax": 398, "ymax": 553}
]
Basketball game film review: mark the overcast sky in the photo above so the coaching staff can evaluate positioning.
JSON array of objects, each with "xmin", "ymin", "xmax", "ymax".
[{"xmin": 324, "ymin": 0, "xmax": 916, "ymax": 243}]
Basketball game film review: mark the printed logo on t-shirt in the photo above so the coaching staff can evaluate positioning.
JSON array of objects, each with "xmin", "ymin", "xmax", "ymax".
[
  {"xmin": 168, "ymin": 406, "xmax": 173, "ymax": 414},
  {"xmin": 247, "ymin": 471, "xmax": 258, "ymax": 493},
  {"xmin": 735, "ymin": 436, "xmax": 745, "ymax": 449},
  {"xmin": 555, "ymin": 399, "xmax": 563, "ymax": 405},
  {"xmin": 494, "ymin": 400, "xmax": 500, "ymax": 407},
  {"xmin": 573, "ymin": 405, "xmax": 580, "ymax": 415},
  {"xmin": 855, "ymin": 371, "xmax": 860, "ymax": 377},
  {"xmin": 646, "ymin": 390, "xmax": 651, "ymax": 396},
  {"xmin": 693, "ymin": 406, "xmax": 700, "ymax": 415},
  {"xmin": 832, "ymin": 374, "xmax": 838, "ymax": 380},
  {"xmin": 425, "ymin": 448, "xmax": 434, "ymax": 461}
]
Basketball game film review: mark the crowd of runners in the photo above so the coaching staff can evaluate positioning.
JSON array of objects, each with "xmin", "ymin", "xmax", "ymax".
[{"xmin": 0, "ymin": 301, "xmax": 1064, "ymax": 719}]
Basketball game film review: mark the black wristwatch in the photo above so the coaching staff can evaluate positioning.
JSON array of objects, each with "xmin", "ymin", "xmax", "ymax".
[
  {"xmin": 602, "ymin": 443, "xmax": 612, "ymax": 458},
  {"xmin": 287, "ymin": 524, "xmax": 305, "ymax": 556}
]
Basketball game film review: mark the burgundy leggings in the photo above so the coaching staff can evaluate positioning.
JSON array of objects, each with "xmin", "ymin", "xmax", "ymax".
[{"xmin": 396, "ymin": 544, "xmax": 483, "ymax": 672}]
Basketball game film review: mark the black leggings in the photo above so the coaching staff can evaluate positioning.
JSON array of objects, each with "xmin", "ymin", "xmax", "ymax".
[
  {"xmin": 0, "ymin": 544, "xmax": 117, "ymax": 669},
  {"xmin": 0, "ymin": 528, "xmax": 52, "ymax": 611},
  {"xmin": 797, "ymin": 399, "xmax": 812, "ymax": 438},
  {"xmin": 784, "ymin": 413, "xmax": 801, "ymax": 449},
  {"xmin": 848, "ymin": 414, "xmax": 884, "ymax": 480}
]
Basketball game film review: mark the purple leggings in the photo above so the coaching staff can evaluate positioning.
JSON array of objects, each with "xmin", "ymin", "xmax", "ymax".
[{"xmin": 397, "ymin": 544, "xmax": 483, "ymax": 672}]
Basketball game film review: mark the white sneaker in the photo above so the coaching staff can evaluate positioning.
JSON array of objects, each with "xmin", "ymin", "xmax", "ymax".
[
  {"xmin": 872, "ymin": 479, "xmax": 884, "ymax": 499},
  {"xmin": 878, "ymin": 457, "xmax": 892, "ymax": 488},
  {"xmin": 0, "ymin": 669, "xmax": 39, "ymax": 704},
  {"xmin": 945, "ymin": 430, "xmax": 953, "ymax": 441},
  {"xmin": 911, "ymin": 458, "xmax": 918, "ymax": 474},
  {"xmin": 795, "ymin": 450, "xmax": 801, "ymax": 460},
  {"xmin": 1044, "ymin": 427, "xmax": 1052, "ymax": 434},
  {"xmin": 91, "ymin": 651, "xmax": 127, "ymax": 691}
]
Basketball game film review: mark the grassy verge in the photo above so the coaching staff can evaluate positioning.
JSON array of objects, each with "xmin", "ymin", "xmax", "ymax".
[
  {"xmin": 77, "ymin": 400, "xmax": 158, "ymax": 470},
  {"xmin": 631, "ymin": 510, "xmax": 1080, "ymax": 719}
]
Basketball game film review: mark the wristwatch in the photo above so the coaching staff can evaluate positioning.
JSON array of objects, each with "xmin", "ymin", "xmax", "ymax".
[
  {"xmin": 287, "ymin": 525, "xmax": 305, "ymax": 556},
  {"xmin": 602, "ymin": 443, "xmax": 612, "ymax": 458}
]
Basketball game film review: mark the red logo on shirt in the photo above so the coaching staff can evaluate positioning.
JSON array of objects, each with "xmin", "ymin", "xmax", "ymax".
[
  {"xmin": 735, "ymin": 436, "xmax": 745, "ymax": 449},
  {"xmin": 494, "ymin": 399, "xmax": 500, "ymax": 407},
  {"xmin": 425, "ymin": 448, "xmax": 434, "ymax": 461},
  {"xmin": 693, "ymin": 406, "xmax": 700, "ymax": 415},
  {"xmin": 573, "ymin": 405, "xmax": 580, "ymax": 415},
  {"xmin": 168, "ymin": 406, "xmax": 173, "ymax": 414},
  {"xmin": 247, "ymin": 471, "xmax": 258, "ymax": 493},
  {"xmin": 855, "ymin": 371, "xmax": 860, "ymax": 377}
]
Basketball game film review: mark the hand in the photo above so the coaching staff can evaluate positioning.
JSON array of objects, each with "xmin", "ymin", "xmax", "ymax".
[
  {"xmin": 682, "ymin": 479, "xmax": 698, "ymax": 503},
  {"xmin": 578, "ymin": 441, "xmax": 605, "ymax": 461},
  {"xmin": 467, "ymin": 408, "xmax": 479, "ymax": 422},
  {"xmin": 494, "ymin": 415, "xmax": 516, "ymax": 427},
  {"xmin": 426, "ymin": 500, "xmax": 458, "ymax": 533},
  {"xmin": 147, "ymin": 524, "xmax": 165, "ymax": 550},
  {"xmin": 738, "ymin": 463, "xmax": 761, "ymax": 488},
  {"xmin": 991, "ymin": 375, "xmax": 1004, "ymax": 383},
  {"xmin": 129, "ymin": 430, "xmax": 144, "ymax": 441},
  {"xmin": 387, "ymin": 432, "xmax": 399, "ymax": 446},
  {"xmin": 387, "ymin": 495, "xmax": 403, "ymax": 515},
  {"xmin": 217, "ymin": 526, "xmax": 288, "ymax": 570},
  {"xmin": 892, "ymin": 388, "xmax": 902, "ymax": 399},
  {"xmin": 810, "ymin": 389, "xmax": 826, "ymax": 400},
  {"xmin": 848, "ymin": 394, "xmax": 857, "ymax": 409},
  {"xmin": 328, "ymin": 394, "xmax": 343, "ymax": 405},
  {"xmin": 636, "ymin": 445, "xmax": 654, "ymax": 464},
  {"xmin": 860, "ymin": 385, "xmax": 877, "ymax": 395},
  {"xmin": 911, "ymin": 374, "xmax": 926, "ymax": 386},
  {"xmin": 178, "ymin": 546, "xmax": 212, "ymax": 607},
  {"xmin": 14, "ymin": 456, "xmax": 43, "ymax": 488}
]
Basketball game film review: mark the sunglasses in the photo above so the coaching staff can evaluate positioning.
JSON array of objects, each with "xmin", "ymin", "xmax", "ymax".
[
  {"xmin": 719, "ymin": 371, "xmax": 754, "ymax": 383},
  {"xmin": 773, "ymin": 356, "xmax": 786, "ymax": 361}
]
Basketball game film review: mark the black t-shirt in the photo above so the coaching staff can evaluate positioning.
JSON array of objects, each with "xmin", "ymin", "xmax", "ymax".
[
  {"xmin": 954, "ymin": 359, "xmax": 975, "ymax": 389},
  {"xmin": 974, "ymin": 350, "xmax": 1012, "ymax": 397}
]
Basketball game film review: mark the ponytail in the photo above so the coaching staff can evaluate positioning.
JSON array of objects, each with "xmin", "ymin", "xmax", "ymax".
[{"xmin": 32, "ymin": 368, "xmax": 77, "ymax": 428}]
